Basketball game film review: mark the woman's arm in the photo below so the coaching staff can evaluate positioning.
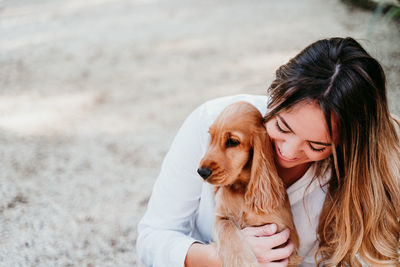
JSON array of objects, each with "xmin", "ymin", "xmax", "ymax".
[
  {"xmin": 137, "ymin": 104, "xmax": 209, "ymax": 267},
  {"xmin": 185, "ymin": 224, "xmax": 294, "ymax": 267},
  {"xmin": 185, "ymin": 243, "xmax": 221, "ymax": 267},
  {"xmin": 137, "ymin": 95, "xmax": 274, "ymax": 266}
]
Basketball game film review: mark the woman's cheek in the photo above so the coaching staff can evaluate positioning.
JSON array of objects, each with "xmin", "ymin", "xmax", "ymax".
[{"xmin": 265, "ymin": 123, "xmax": 282, "ymax": 140}]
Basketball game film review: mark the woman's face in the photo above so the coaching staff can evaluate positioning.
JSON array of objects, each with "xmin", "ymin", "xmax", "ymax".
[{"xmin": 265, "ymin": 101, "xmax": 337, "ymax": 170}]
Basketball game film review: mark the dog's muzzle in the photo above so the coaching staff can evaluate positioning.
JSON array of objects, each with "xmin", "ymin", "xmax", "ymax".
[{"xmin": 197, "ymin": 168, "xmax": 212, "ymax": 180}]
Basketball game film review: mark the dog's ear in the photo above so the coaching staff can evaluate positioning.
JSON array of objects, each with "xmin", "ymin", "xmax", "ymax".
[{"xmin": 245, "ymin": 129, "xmax": 286, "ymax": 213}]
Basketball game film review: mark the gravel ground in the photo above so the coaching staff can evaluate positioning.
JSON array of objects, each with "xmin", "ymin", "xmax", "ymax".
[{"xmin": 0, "ymin": 0, "xmax": 399, "ymax": 266}]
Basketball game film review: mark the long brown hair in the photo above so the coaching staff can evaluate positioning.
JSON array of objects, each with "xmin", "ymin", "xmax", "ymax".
[{"xmin": 264, "ymin": 37, "xmax": 400, "ymax": 266}]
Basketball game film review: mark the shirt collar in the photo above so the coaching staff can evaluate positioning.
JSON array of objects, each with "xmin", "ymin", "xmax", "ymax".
[{"xmin": 286, "ymin": 162, "xmax": 330, "ymax": 205}]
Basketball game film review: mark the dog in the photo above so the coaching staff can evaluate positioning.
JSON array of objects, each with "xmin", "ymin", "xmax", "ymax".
[{"xmin": 197, "ymin": 101, "xmax": 300, "ymax": 266}]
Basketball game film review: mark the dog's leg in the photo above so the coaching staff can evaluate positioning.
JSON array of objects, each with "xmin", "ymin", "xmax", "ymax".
[{"xmin": 213, "ymin": 216, "xmax": 258, "ymax": 267}]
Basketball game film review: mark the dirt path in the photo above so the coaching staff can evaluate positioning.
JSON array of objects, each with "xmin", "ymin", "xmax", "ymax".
[{"xmin": 0, "ymin": 0, "xmax": 399, "ymax": 266}]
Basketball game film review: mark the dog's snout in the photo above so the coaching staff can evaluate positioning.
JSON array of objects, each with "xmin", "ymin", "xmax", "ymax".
[{"xmin": 197, "ymin": 168, "xmax": 212, "ymax": 179}]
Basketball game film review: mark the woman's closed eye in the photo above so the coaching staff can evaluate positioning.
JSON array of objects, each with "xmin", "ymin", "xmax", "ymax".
[
  {"xmin": 276, "ymin": 120, "xmax": 290, "ymax": 134},
  {"xmin": 309, "ymin": 143, "xmax": 326, "ymax": 152},
  {"xmin": 276, "ymin": 119, "xmax": 327, "ymax": 153}
]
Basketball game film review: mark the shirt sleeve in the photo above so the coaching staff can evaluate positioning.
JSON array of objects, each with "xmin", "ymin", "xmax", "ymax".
[{"xmin": 136, "ymin": 103, "xmax": 209, "ymax": 267}]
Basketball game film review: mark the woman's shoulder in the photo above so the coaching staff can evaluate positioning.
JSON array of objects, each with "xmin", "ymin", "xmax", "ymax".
[
  {"xmin": 179, "ymin": 94, "xmax": 269, "ymax": 153},
  {"xmin": 197, "ymin": 94, "xmax": 269, "ymax": 122}
]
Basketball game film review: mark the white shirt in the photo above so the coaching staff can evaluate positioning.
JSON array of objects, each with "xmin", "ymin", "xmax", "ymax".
[{"xmin": 137, "ymin": 94, "xmax": 330, "ymax": 267}]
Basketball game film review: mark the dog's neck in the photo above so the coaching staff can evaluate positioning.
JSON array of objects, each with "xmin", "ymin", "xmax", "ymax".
[
  {"xmin": 227, "ymin": 169, "xmax": 251, "ymax": 194},
  {"xmin": 228, "ymin": 181, "xmax": 248, "ymax": 194}
]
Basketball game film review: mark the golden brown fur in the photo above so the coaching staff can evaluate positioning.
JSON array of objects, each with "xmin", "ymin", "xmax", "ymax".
[{"xmin": 198, "ymin": 102, "xmax": 300, "ymax": 267}]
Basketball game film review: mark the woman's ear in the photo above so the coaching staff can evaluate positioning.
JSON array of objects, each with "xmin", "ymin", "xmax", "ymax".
[{"xmin": 245, "ymin": 130, "xmax": 286, "ymax": 213}]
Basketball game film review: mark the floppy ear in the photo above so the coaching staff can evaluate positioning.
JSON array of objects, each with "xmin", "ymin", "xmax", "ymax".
[{"xmin": 244, "ymin": 130, "xmax": 286, "ymax": 214}]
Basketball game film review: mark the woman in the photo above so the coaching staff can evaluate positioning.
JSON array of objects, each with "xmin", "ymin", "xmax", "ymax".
[{"xmin": 137, "ymin": 37, "xmax": 400, "ymax": 266}]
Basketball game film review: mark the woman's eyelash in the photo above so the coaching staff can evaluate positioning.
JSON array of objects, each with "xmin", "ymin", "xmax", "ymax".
[
  {"xmin": 275, "ymin": 119, "xmax": 326, "ymax": 152},
  {"xmin": 309, "ymin": 144, "xmax": 326, "ymax": 152},
  {"xmin": 275, "ymin": 120, "xmax": 290, "ymax": 133}
]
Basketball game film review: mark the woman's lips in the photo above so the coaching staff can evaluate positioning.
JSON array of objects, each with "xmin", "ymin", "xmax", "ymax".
[{"xmin": 275, "ymin": 143, "xmax": 299, "ymax": 162}]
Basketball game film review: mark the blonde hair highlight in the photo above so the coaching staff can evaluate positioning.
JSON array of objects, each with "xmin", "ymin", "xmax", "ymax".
[
  {"xmin": 264, "ymin": 37, "xmax": 400, "ymax": 266},
  {"xmin": 316, "ymin": 114, "xmax": 400, "ymax": 266}
]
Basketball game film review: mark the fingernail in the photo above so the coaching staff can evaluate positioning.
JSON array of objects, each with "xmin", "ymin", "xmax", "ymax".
[{"xmin": 269, "ymin": 223, "xmax": 277, "ymax": 232}]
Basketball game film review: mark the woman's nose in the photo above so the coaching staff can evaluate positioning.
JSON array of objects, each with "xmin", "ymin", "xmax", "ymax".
[{"xmin": 281, "ymin": 137, "xmax": 303, "ymax": 159}]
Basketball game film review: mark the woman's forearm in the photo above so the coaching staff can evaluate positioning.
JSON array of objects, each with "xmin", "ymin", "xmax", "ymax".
[{"xmin": 185, "ymin": 242, "xmax": 221, "ymax": 267}]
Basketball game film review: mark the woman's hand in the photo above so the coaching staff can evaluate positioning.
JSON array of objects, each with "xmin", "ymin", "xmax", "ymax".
[
  {"xmin": 185, "ymin": 224, "xmax": 294, "ymax": 267},
  {"xmin": 241, "ymin": 224, "xmax": 295, "ymax": 267}
]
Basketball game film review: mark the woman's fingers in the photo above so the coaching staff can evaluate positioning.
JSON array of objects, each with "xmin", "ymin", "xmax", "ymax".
[
  {"xmin": 240, "ymin": 225, "xmax": 294, "ymax": 265},
  {"xmin": 241, "ymin": 224, "xmax": 277, "ymax": 237},
  {"xmin": 257, "ymin": 240, "xmax": 294, "ymax": 263},
  {"xmin": 252, "ymin": 228, "xmax": 290, "ymax": 250},
  {"xmin": 269, "ymin": 228, "xmax": 291, "ymax": 248}
]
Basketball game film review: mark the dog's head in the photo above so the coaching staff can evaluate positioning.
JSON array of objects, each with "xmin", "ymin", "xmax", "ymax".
[
  {"xmin": 197, "ymin": 102, "xmax": 263, "ymax": 185},
  {"xmin": 197, "ymin": 101, "xmax": 285, "ymax": 212}
]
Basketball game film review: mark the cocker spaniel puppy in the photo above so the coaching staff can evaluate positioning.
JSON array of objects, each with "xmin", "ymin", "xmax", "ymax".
[{"xmin": 197, "ymin": 101, "xmax": 300, "ymax": 267}]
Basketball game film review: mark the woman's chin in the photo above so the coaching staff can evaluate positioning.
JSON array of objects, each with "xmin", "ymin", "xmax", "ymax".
[{"xmin": 276, "ymin": 157, "xmax": 308, "ymax": 170}]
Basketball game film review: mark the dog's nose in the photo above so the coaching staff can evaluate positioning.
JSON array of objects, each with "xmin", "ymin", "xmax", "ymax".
[{"xmin": 197, "ymin": 168, "xmax": 212, "ymax": 179}]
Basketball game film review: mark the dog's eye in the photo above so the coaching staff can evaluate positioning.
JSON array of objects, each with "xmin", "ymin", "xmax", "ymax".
[{"xmin": 225, "ymin": 138, "xmax": 240, "ymax": 148}]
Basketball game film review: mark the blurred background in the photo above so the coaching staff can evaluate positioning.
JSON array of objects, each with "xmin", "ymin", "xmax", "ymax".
[{"xmin": 0, "ymin": 0, "xmax": 399, "ymax": 266}]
